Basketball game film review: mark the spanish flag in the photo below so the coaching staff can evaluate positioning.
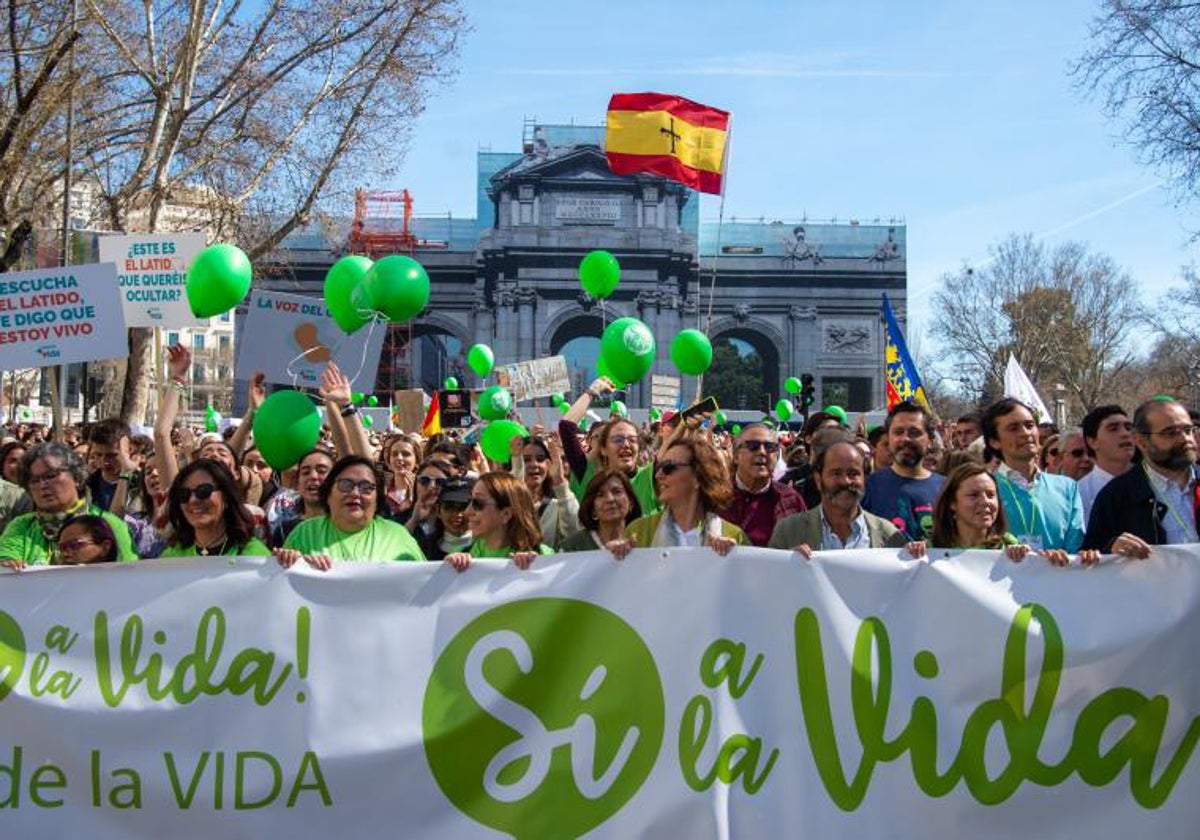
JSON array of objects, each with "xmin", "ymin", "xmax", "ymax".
[
  {"xmin": 421, "ymin": 392, "xmax": 442, "ymax": 437},
  {"xmin": 882, "ymin": 293, "xmax": 931, "ymax": 411},
  {"xmin": 605, "ymin": 93, "xmax": 730, "ymax": 195}
]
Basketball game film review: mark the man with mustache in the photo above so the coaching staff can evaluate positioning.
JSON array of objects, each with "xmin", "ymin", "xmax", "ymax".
[
  {"xmin": 1084, "ymin": 397, "xmax": 1200, "ymax": 556},
  {"xmin": 1077, "ymin": 404, "xmax": 1135, "ymax": 522},
  {"xmin": 769, "ymin": 431, "xmax": 906, "ymax": 556},
  {"xmin": 861, "ymin": 400, "xmax": 944, "ymax": 541},
  {"xmin": 720, "ymin": 423, "xmax": 806, "ymax": 547}
]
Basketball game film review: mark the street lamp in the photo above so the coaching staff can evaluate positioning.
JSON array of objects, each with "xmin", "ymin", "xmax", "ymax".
[{"xmin": 1054, "ymin": 383, "xmax": 1067, "ymax": 429}]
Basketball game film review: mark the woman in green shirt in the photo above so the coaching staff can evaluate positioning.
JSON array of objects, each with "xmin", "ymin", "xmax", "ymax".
[
  {"xmin": 160, "ymin": 460, "xmax": 270, "ymax": 558},
  {"xmin": 445, "ymin": 472, "xmax": 550, "ymax": 572},
  {"xmin": 276, "ymin": 456, "xmax": 426, "ymax": 570},
  {"xmin": 0, "ymin": 442, "xmax": 137, "ymax": 568}
]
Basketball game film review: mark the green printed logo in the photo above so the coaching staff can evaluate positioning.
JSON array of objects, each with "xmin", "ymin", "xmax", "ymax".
[
  {"xmin": 0, "ymin": 610, "xmax": 26, "ymax": 701},
  {"xmin": 423, "ymin": 598, "xmax": 664, "ymax": 839},
  {"xmin": 622, "ymin": 323, "xmax": 654, "ymax": 357}
]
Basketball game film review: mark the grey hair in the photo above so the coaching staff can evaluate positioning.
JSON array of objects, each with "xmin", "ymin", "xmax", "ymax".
[{"xmin": 19, "ymin": 441, "xmax": 88, "ymax": 494}]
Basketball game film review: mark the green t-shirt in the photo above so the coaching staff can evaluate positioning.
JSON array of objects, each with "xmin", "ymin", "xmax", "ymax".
[
  {"xmin": 466, "ymin": 539, "xmax": 554, "ymax": 559},
  {"xmin": 284, "ymin": 516, "xmax": 425, "ymax": 562},
  {"xmin": 0, "ymin": 507, "xmax": 137, "ymax": 565},
  {"xmin": 160, "ymin": 537, "xmax": 271, "ymax": 558},
  {"xmin": 572, "ymin": 461, "xmax": 660, "ymax": 518}
]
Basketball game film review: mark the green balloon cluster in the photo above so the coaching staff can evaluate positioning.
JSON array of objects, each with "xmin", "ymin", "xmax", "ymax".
[
  {"xmin": 324, "ymin": 255, "xmax": 375, "ymax": 334},
  {"xmin": 599, "ymin": 317, "xmax": 655, "ymax": 385},
  {"xmin": 551, "ymin": 393, "xmax": 566, "ymax": 407},
  {"xmin": 784, "ymin": 376, "xmax": 802, "ymax": 395},
  {"xmin": 579, "ymin": 250, "xmax": 620, "ymax": 299},
  {"xmin": 186, "ymin": 243, "xmax": 252, "ymax": 318},
  {"xmin": 481, "ymin": 419, "xmax": 528, "ymax": 463},
  {"xmin": 478, "ymin": 385, "xmax": 513, "ymax": 421},
  {"xmin": 252, "ymin": 390, "xmax": 321, "ymax": 471},
  {"xmin": 670, "ymin": 329, "xmax": 713, "ymax": 375},
  {"xmin": 775, "ymin": 398, "xmax": 794, "ymax": 422},
  {"xmin": 467, "ymin": 344, "xmax": 495, "ymax": 378}
]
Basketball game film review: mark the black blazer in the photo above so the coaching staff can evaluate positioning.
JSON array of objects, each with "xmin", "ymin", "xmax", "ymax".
[{"xmin": 1083, "ymin": 465, "xmax": 1200, "ymax": 551}]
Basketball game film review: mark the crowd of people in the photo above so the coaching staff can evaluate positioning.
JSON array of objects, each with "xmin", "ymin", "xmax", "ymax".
[{"xmin": 1, "ymin": 345, "xmax": 1196, "ymax": 572}]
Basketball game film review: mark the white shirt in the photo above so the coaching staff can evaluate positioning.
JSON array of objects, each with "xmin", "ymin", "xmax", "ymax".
[
  {"xmin": 1144, "ymin": 465, "xmax": 1198, "ymax": 545},
  {"xmin": 1077, "ymin": 465, "xmax": 1115, "ymax": 524},
  {"xmin": 820, "ymin": 506, "xmax": 870, "ymax": 551}
]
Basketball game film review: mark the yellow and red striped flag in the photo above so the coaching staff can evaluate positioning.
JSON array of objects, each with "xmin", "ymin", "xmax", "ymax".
[
  {"xmin": 605, "ymin": 92, "xmax": 730, "ymax": 195},
  {"xmin": 421, "ymin": 392, "xmax": 442, "ymax": 437}
]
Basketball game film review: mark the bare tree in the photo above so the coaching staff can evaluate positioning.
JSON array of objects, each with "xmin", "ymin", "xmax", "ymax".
[
  {"xmin": 70, "ymin": 0, "xmax": 466, "ymax": 422},
  {"xmin": 1072, "ymin": 1, "xmax": 1200, "ymax": 209},
  {"xmin": 931, "ymin": 234, "xmax": 1145, "ymax": 414}
]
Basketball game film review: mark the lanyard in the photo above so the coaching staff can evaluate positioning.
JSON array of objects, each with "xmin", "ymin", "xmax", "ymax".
[
  {"xmin": 997, "ymin": 473, "xmax": 1040, "ymax": 538},
  {"xmin": 1143, "ymin": 465, "xmax": 1198, "ymax": 541}
]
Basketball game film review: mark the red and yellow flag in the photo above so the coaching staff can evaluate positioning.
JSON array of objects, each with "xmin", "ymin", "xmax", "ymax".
[
  {"xmin": 421, "ymin": 392, "xmax": 442, "ymax": 437},
  {"xmin": 605, "ymin": 92, "xmax": 730, "ymax": 194}
]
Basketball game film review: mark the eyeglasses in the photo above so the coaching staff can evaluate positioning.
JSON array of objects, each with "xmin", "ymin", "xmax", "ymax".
[
  {"xmin": 609, "ymin": 435, "xmax": 638, "ymax": 447},
  {"xmin": 27, "ymin": 467, "xmax": 68, "ymax": 487},
  {"xmin": 1066, "ymin": 448, "xmax": 1087, "ymax": 458},
  {"xmin": 1146, "ymin": 425, "xmax": 1198, "ymax": 440},
  {"xmin": 740, "ymin": 440, "xmax": 779, "ymax": 454},
  {"xmin": 890, "ymin": 428, "xmax": 928, "ymax": 439},
  {"xmin": 335, "ymin": 478, "xmax": 376, "ymax": 495},
  {"xmin": 173, "ymin": 483, "xmax": 218, "ymax": 503},
  {"xmin": 655, "ymin": 460, "xmax": 693, "ymax": 476},
  {"xmin": 417, "ymin": 475, "xmax": 447, "ymax": 487},
  {"xmin": 469, "ymin": 497, "xmax": 501, "ymax": 511},
  {"xmin": 57, "ymin": 538, "xmax": 97, "ymax": 554}
]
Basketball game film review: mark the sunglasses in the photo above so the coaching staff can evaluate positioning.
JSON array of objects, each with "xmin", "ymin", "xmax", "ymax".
[
  {"xmin": 740, "ymin": 440, "xmax": 779, "ymax": 454},
  {"xmin": 335, "ymin": 479, "xmax": 376, "ymax": 495},
  {"xmin": 469, "ymin": 497, "xmax": 500, "ymax": 511},
  {"xmin": 417, "ymin": 475, "xmax": 448, "ymax": 487},
  {"xmin": 173, "ymin": 483, "xmax": 218, "ymax": 503},
  {"xmin": 655, "ymin": 460, "xmax": 693, "ymax": 476},
  {"xmin": 1066, "ymin": 448, "xmax": 1086, "ymax": 458}
]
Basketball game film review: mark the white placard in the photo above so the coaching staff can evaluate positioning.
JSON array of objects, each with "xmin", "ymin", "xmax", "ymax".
[
  {"xmin": 98, "ymin": 233, "xmax": 206, "ymax": 327},
  {"xmin": 495, "ymin": 355, "xmax": 572, "ymax": 402},
  {"xmin": 651, "ymin": 373, "xmax": 681, "ymax": 409},
  {"xmin": 0, "ymin": 262, "xmax": 127, "ymax": 370},
  {"xmin": 235, "ymin": 289, "xmax": 385, "ymax": 390}
]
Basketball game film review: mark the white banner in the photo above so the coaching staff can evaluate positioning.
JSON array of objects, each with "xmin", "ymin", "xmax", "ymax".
[
  {"xmin": 98, "ymin": 232, "xmax": 206, "ymax": 327},
  {"xmin": 235, "ymin": 289, "xmax": 386, "ymax": 390},
  {"xmin": 495, "ymin": 355, "xmax": 571, "ymax": 402},
  {"xmin": 1, "ymin": 548, "xmax": 1199, "ymax": 839},
  {"xmin": 0, "ymin": 263, "xmax": 127, "ymax": 370}
]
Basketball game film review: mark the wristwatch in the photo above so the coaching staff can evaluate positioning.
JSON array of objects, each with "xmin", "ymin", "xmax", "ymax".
[
  {"xmin": 118, "ymin": 473, "xmax": 135, "ymax": 482},
  {"xmin": 340, "ymin": 405, "xmax": 359, "ymax": 417}
]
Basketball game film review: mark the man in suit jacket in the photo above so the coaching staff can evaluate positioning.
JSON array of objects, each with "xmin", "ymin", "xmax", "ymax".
[
  {"xmin": 769, "ymin": 432, "xmax": 906, "ymax": 557},
  {"xmin": 1084, "ymin": 397, "xmax": 1200, "ymax": 557}
]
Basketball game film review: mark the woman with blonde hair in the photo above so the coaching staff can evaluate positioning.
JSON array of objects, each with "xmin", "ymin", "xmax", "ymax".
[
  {"xmin": 382, "ymin": 433, "xmax": 424, "ymax": 522},
  {"xmin": 444, "ymin": 471, "xmax": 552, "ymax": 572}
]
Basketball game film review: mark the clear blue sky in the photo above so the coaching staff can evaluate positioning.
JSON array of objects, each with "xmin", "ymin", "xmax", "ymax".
[{"xmin": 393, "ymin": 1, "xmax": 1197, "ymax": 347}]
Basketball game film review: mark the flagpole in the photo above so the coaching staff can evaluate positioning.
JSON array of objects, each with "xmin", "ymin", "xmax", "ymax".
[{"xmin": 696, "ymin": 115, "xmax": 732, "ymax": 402}]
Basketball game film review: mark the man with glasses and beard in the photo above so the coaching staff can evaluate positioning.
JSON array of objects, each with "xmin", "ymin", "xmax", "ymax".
[
  {"xmin": 769, "ymin": 431, "xmax": 907, "ymax": 556},
  {"xmin": 861, "ymin": 400, "xmax": 944, "ymax": 541},
  {"xmin": 1084, "ymin": 397, "xmax": 1200, "ymax": 556},
  {"xmin": 720, "ymin": 423, "xmax": 806, "ymax": 547}
]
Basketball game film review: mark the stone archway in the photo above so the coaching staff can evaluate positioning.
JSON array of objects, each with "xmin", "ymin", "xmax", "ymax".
[
  {"xmin": 549, "ymin": 314, "xmax": 606, "ymax": 396},
  {"xmin": 705, "ymin": 327, "xmax": 781, "ymax": 413}
]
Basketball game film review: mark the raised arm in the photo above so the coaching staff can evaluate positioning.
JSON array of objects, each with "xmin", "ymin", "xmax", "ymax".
[
  {"xmin": 320, "ymin": 362, "xmax": 370, "ymax": 458},
  {"xmin": 153, "ymin": 345, "xmax": 191, "ymax": 488},
  {"xmin": 228, "ymin": 372, "xmax": 266, "ymax": 457}
]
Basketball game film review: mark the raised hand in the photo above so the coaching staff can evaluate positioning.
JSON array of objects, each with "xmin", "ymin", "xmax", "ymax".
[
  {"xmin": 319, "ymin": 361, "xmax": 352, "ymax": 407},
  {"xmin": 166, "ymin": 345, "xmax": 191, "ymax": 379}
]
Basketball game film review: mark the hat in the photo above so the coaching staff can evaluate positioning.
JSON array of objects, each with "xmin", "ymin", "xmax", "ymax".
[{"xmin": 439, "ymin": 476, "xmax": 475, "ymax": 505}]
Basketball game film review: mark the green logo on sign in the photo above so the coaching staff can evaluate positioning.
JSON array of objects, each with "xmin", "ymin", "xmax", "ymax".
[{"xmin": 423, "ymin": 598, "xmax": 664, "ymax": 838}]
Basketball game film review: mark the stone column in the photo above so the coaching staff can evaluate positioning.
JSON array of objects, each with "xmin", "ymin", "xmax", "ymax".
[
  {"xmin": 516, "ymin": 287, "xmax": 537, "ymax": 362},
  {"xmin": 788, "ymin": 304, "xmax": 818, "ymax": 398},
  {"xmin": 495, "ymin": 283, "xmax": 519, "ymax": 367},
  {"xmin": 471, "ymin": 292, "xmax": 495, "ymax": 389}
]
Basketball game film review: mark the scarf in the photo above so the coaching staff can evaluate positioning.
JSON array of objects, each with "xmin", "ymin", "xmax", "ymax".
[
  {"xmin": 35, "ymin": 498, "xmax": 89, "ymax": 559},
  {"xmin": 649, "ymin": 510, "xmax": 723, "ymax": 548},
  {"xmin": 439, "ymin": 530, "xmax": 473, "ymax": 555}
]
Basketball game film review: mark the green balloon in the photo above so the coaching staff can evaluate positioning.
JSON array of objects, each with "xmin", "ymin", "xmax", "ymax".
[
  {"xmin": 579, "ymin": 250, "xmax": 620, "ymax": 299},
  {"xmin": 186, "ymin": 243, "xmax": 252, "ymax": 318},
  {"xmin": 364, "ymin": 254, "xmax": 430, "ymax": 323},
  {"xmin": 445, "ymin": 377, "xmax": 459, "ymax": 390},
  {"xmin": 599, "ymin": 317, "xmax": 656, "ymax": 385},
  {"xmin": 784, "ymin": 376, "xmax": 802, "ymax": 395},
  {"xmin": 824, "ymin": 405, "xmax": 848, "ymax": 425},
  {"xmin": 649, "ymin": 407, "xmax": 662, "ymax": 421},
  {"xmin": 478, "ymin": 385, "xmax": 513, "ymax": 421},
  {"xmin": 775, "ymin": 398, "xmax": 794, "ymax": 422},
  {"xmin": 252, "ymin": 390, "xmax": 321, "ymax": 471},
  {"xmin": 714, "ymin": 410, "xmax": 727, "ymax": 426},
  {"xmin": 467, "ymin": 343, "xmax": 495, "ymax": 378},
  {"xmin": 351, "ymin": 392, "xmax": 364, "ymax": 405},
  {"xmin": 367, "ymin": 395, "xmax": 379, "ymax": 407},
  {"xmin": 551, "ymin": 393, "xmax": 566, "ymax": 407},
  {"xmin": 362, "ymin": 415, "xmax": 374, "ymax": 428},
  {"xmin": 670, "ymin": 329, "xmax": 713, "ymax": 375},
  {"xmin": 732, "ymin": 423, "xmax": 742, "ymax": 435},
  {"xmin": 595, "ymin": 355, "xmax": 626, "ymax": 389},
  {"xmin": 323, "ymin": 255, "xmax": 374, "ymax": 334},
  {"xmin": 557, "ymin": 402, "xmax": 570, "ymax": 414},
  {"xmin": 481, "ymin": 419, "xmax": 528, "ymax": 463},
  {"xmin": 204, "ymin": 410, "xmax": 220, "ymax": 433},
  {"xmin": 610, "ymin": 399, "xmax": 628, "ymax": 418}
]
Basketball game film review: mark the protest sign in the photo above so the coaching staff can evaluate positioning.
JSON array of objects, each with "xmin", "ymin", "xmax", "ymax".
[
  {"xmin": 1, "ymin": 548, "xmax": 1199, "ymax": 839},
  {"xmin": 651, "ymin": 373, "xmax": 681, "ymax": 409},
  {"xmin": 98, "ymin": 233, "xmax": 207, "ymax": 327},
  {"xmin": 495, "ymin": 355, "xmax": 571, "ymax": 401},
  {"xmin": 439, "ymin": 388, "xmax": 473, "ymax": 428},
  {"xmin": 393, "ymin": 389, "xmax": 427, "ymax": 433},
  {"xmin": 235, "ymin": 290, "xmax": 385, "ymax": 391},
  {"xmin": 0, "ymin": 263, "xmax": 127, "ymax": 370}
]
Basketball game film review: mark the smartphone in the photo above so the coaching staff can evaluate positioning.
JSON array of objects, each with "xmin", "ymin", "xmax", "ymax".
[{"xmin": 667, "ymin": 396, "xmax": 719, "ymax": 427}]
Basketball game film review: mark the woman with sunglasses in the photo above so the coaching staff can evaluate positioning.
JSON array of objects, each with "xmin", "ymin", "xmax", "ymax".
[
  {"xmin": 444, "ymin": 472, "xmax": 550, "ymax": 572},
  {"xmin": 276, "ymin": 455, "xmax": 426, "ymax": 570},
  {"xmin": 160, "ymin": 461, "xmax": 270, "ymax": 558},
  {"xmin": 561, "ymin": 468, "xmax": 642, "ymax": 552},
  {"xmin": 608, "ymin": 436, "xmax": 749, "ymax": 558},
  {"xmin": 404, "ymin": 458, "xmax": 455, "ymax": 537},
  {"xmin": 416, "ymin": 476, "xmax": 475, "ymax": 561},
  {"xmin": 511, "ymin": 433, "xmax": 581, "ymax": 551},
  {"xmin": 55, "ymin": 514, "xmax": 120, "ymax": 564},
  {"xmin": 559, "ymin": 377, "xmax": 659, "ymax": 515},
  {"xmin": 1, "ymin": 442, "xmax": 137, "ymax": 568}
]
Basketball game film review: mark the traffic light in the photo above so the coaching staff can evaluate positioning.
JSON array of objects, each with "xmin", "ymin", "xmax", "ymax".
[{"xmin": 800, "ymin": 373, "xmax": 815, "ymax": 409}]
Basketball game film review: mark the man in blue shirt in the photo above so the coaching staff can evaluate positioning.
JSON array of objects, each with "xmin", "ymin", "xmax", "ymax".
[{"xmin": 862, "ymin": 400, "xmax": 944, "ymax": 540}]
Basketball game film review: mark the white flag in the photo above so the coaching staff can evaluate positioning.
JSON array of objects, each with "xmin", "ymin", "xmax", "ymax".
[{"xmin": 1003, "ymin": 353, "xmax": 1052, "ymax": 421}]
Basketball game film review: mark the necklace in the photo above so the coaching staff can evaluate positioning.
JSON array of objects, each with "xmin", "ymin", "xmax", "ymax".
[{"xmin": 196, "ymin": 533, "xmax": 229, "ymax": 556}]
